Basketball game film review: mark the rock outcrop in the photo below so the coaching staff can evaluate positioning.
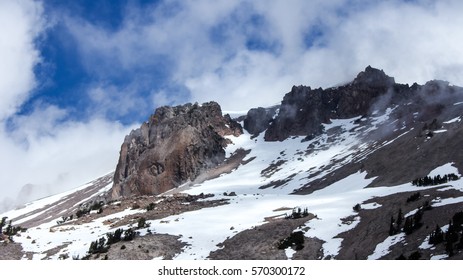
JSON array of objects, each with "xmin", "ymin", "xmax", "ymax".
[
  {"xmin": 243, "ymin": 106, "xmax": 279, "ymax": 137},
  {"xmin": 110, "ymin": 102, "xmax": 242, "ymax": 199},
  {"xmin": 265, "ymin": 66, "xmax": 396, "ymax": 141}
]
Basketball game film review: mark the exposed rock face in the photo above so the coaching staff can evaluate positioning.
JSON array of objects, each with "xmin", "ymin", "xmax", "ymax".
[
  {"xmin": 243, "ymin": 106, "xmax": 279, "ymax": 136},
  {"xmin": 265, "ymin": 66, "xmax": 396, "ymax": 141},
  {"xmin": 111, "ymin": 102, "xmax": 242, "ymax": 199}
]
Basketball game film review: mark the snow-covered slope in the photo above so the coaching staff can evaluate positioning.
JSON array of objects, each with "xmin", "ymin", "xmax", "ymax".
[{"xmin": 3, "ymin": 106, "xmax": 463, "ymax": 260}]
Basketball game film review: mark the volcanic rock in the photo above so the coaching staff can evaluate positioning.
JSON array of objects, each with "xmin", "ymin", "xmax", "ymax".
[
  {"xmin": 110, "ymin": 102, "xmax": 242, "ymax": 199},
  {"xmin": 243, "ymin": 106, "xmax": 279, "ymax": 136},
  {"xmin": 265, "ymin": 66, "xmax": 396, "ymax": 141}
]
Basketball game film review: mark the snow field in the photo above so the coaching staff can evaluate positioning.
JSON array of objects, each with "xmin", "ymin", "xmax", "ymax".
[{"xmin": 3, "ymin": 111, "xmax": 463, "ymax": 260}]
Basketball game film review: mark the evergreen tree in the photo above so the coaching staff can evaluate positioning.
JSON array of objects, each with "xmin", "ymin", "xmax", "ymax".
[
  {"xmin": 88, "ymin": 237, "xmax": 108, "ymax": 254},
  {"xmin": 397, "ymin": 208, "xmax": 403, "ymax": 227},
  {"xmin": 123, "ymin": 228, "xmax": 136, "ymax": 241},
  {"xmin": 452, "ymin": 211, "xmax": 463, "ymax": 230},
  {"xmin": 457, "ymin": 234, "xmax": 463, "ymax": 250},
  {"xmin": 403, "ymin": 217, "xmax": 414, "ymax": 235},
  {"xmin": 413, "ymin": 209, "xmax": 423, "ymax": 230},
  {"xmin": 429, "ymin": 224, "xmax": 444, "ymax": 245},
  {"xmin": 406, "ymin": 192, "xmax": 421, "ymax": 203},
  {"xmin": 0, "ymin": 217, "xmax": 6, "ymax": 233},
  {"xmin": 5, "ymin": 220, "xmax": 12, "ymax": 236},
  {"xmin": 137, "ymin": 217, "xmax": 147, "ymax": 229},
  {"xmin": 389, "ymin": 216, "xmax": 396, "ymax": 236},
  {"xmin": 446, "ymin": 238, "xmax": 455, "ymax": 257},
  {"xmin": 146, "ymin": 203, "xmax": 156, "ymax": 211},
  {"xmin": 106, "ymin": 228, "xmax": 123, "ymax": 245}
]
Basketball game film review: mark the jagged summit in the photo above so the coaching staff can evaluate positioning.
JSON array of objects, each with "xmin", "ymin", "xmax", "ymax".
[
  {"xmin": 262, "ymin": 66, "xmax": 398, "ymax": 141},
  {"xmin": 352, "ymin": 65, "xmax": 395, "ymax": 87}
]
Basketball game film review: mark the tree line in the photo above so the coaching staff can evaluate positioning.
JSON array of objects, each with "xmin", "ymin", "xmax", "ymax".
[
  {"xmin": 412, "ymin": 173, "xmax": 459, "ymax": 187},
  {"xmin": 285, "ymin": 208, "xmax": 309, "ymax": 220}
]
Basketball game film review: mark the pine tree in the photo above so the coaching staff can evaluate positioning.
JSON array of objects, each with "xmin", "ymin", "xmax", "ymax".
[
  {"xmin": 389, "ymin": 216, "xmax": 396, "ymax": 236},
  {"xmin": 452, "ymin": 211, "xmax": 463, "ymax": 230},
  {"xmin": 123, "ymin": 228, "xmax": 136, "ymax": 241},
  {"xmin": 457, "ymin": 234, "xmax": 463, "ymax": 250},
  {"xmin": 404, "ymin": 217, "xmax": 414, "ymax": 235},
  {"xmin": 429, "ymin": 224, "xmax": 444, "ymax": 245},
  {"xmin": 5, "ymin": 220, "xmax": 12, "ymax": 236},
  {"xmin": 137, "ymin": 217, "xmax": 146, "ymax": 229},
  {"xmin": 446, "ymin": 238, "xmax": 454, "ymax": 257},
  {"xmin": 397, "ymin": 208, "xmax": 403, "ymax": 227},
  {"xmin": 0, "ymin": 217, "xmax": 6, "ymax": 233},
  {"xmin": 413, "ymin": 209, "xmax": 423, "ymax": 230}
]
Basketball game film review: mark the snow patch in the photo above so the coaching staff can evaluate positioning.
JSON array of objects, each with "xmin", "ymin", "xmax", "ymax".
[
  {"xmin": 431, "ymin": 254, "xmax": 447, "ymax": 260},
  {"xmin": 428, "ymin": 163, "xmax": 460, "ymax": 177},
  {"xmin": 361, "ymin": 202, "xmax": 382, "ymax": 210},
  {"xmin": 444, "ymin": 116, "xmax": 461, "ymax": 124},
  {"xmin": 368, "ymin": 233, "xmax": 406, "ymax": 260}
]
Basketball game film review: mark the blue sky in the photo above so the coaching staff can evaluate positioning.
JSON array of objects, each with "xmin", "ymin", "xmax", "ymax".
[{"xmin": 2, "ymin": 0, "xmax": 463, "ymax": 211}]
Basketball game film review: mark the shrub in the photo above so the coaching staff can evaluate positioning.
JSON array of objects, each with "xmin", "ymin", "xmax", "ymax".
[
  {"xmin": 123, "ymin": 228, "xmax": 136, "ymax": 241},
  {"xmin": 406, "ymin": 192, "xmax": 420, "ymax": 203},
  {"xmin": 137, "ymin": 217, "xmax": 148, "ymax": 229},
  {"xmin": 277, "ymin": 231, "xmax": 305, "ymax": 251},
  {"xmin": 88, "ymin": 237, "xmax": 109, "ymax": 254},
  {"xmin": 146, "ymin": 203, "xmax": 156, "ymax": 211},
  {"xmin": 106, "ymin": 228, "xmax": 123, "ymax": 245}
]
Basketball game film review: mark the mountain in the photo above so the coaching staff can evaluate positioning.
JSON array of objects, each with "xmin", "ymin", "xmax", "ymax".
[{"xmin": 2, "ymin": 66, "xmax": 463, "ymax": 260}]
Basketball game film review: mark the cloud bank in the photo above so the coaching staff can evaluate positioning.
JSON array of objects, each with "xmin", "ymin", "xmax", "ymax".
[
  {"xmin": 63, "ymin": 0, "xmax": 463, "ymax": 111},
  {"xmin": 0, "ymin": 1, "xmax": 134, "ymax": 212}
]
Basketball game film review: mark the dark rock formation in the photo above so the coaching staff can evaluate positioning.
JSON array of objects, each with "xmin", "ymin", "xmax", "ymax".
[
  {"xmin": 243, "ymin": 106, "xmax": 279, "ymax": 136},
  {"xmin": 265, "ymin": 66, "xmax": 396, "ymax": 141},
  {"xmin": 110, "ymin": 102, "xmax": 242, "ymax": 199}
]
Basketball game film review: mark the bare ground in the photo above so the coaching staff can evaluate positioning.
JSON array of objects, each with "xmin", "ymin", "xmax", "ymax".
[
  {"xmin": 208, "ymin": 214, "xmax": 324, "ymax": 260},
  {"xmin": 86, "ymin": 233, "xmax": 186, "ymax": 260},
  {"xmin": 336, "ymin": 186, "xmax": 463, "ymax": 259}
]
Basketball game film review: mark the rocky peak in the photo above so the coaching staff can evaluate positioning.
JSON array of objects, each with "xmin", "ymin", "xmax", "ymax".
[
  {"xmin": 243, "ymin": 106, "xmax": 279, "ymax": 137},
  {"xmin": 263, "ymin": 66, "xmax": 399, "ymax": 141},
  {"xmin": 110, "ymin": 101, "xmax": 243, "ymax": 199},
  {"xmin": 352, "ymin": 65, "xmax": 395, "ymax": 88}
]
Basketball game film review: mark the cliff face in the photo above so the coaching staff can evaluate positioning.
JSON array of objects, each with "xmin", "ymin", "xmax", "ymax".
[
  {"xmin": 264, "ymin": 66, "xmax": 396, "ymax": 141},
  {"xmin": 110, "ymin": 102, "xmax": 242, "ymax": 199}
]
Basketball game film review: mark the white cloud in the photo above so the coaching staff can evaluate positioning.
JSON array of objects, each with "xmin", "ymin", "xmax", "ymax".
[
  {"xmin": 62, "ymin": 0, "xmax": 463, "ymax": 112},
  {"xmin": 0, "ymin": 108, "xmax": 135, "ymax": 212},
  {"xmin": 87, "ymin": 84, "xmax": 150, "ymax": 119},
  {"xmin": 305, "ymin": 0, "xmax": 463, "ymax": 87},
  {"xmin": 0, "ymin": 1, "xmax": 136, "ymax": 212},
  {"xmin": 0, "ymin": 0, "xmax": 45, "ymax": 120}
]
